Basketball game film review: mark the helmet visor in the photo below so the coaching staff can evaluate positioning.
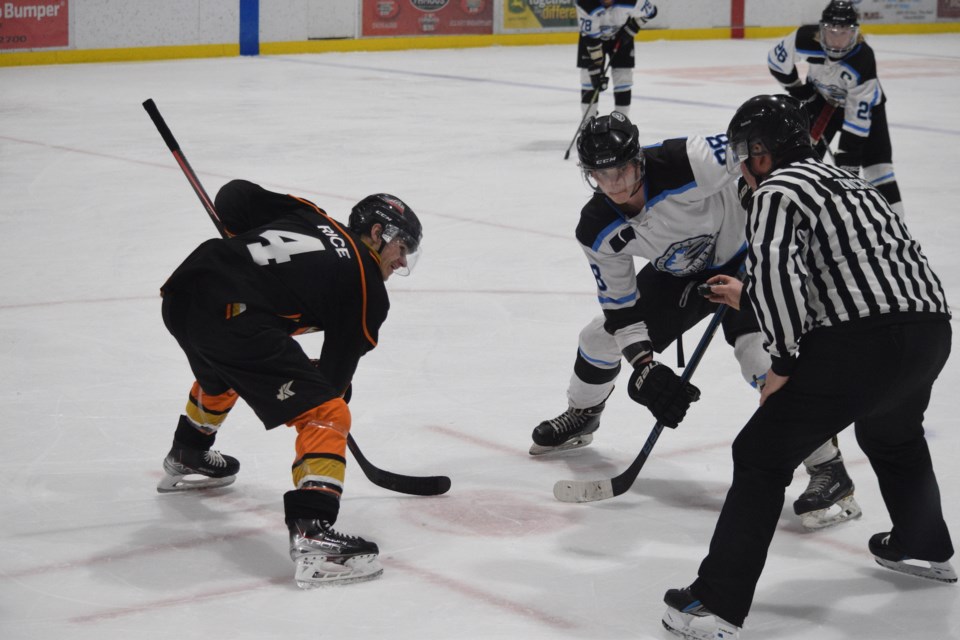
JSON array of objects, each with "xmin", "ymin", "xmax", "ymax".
[
  {"xmin": 381, "ymin": 223, "xmax": 421, "ymax": 276},
  {"xmin": 580, "ymin": 160, "xmax": 643, "ymax": 195},
  {"xmin": 820, "ymin": 24, "xmax": 858, "ymax": 57},
  {"xmin": 725, "ymin": 139, "xmax": 769, "ymax": 174},
  {"xmin": 725, "ymin": 139, "xmax": 751, "ymax": 174}
]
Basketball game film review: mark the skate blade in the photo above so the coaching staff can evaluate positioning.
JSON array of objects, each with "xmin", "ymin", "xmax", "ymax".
[
  {"xmin": 662, "ymin": 608, "xmax": 739, "ymax": 640},
  {"xmin": 156, "ymin": 473, "xmax": 237, "ymax": 494},
  {"xmin": 529, "ymin": 434, "xmax": 594, "ymax": 456},
  {"xmin": 874, "ymin": 557, "xmax": 958, "ymax": 583},
  {"xmin": 294, "ymin": 554, "xmax": 383, "ymax": 588},
  {"xmin": 799, "ymin": 494, "xmax": 862, "ymax": 530}
]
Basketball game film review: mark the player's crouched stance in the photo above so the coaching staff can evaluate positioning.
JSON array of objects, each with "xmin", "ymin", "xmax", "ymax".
[{"xmin": 157, "ymin": 179, "xmax": 423, "ymax": 588}]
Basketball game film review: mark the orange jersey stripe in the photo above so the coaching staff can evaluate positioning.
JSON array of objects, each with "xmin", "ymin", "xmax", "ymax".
[{"xmin": 289, "ymin": 195, "xmax": 378, "ymax": 349}]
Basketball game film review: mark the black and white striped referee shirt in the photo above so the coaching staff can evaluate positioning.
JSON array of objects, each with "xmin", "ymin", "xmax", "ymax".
[{"xmin": 744, "ymin": 156, "xmax": 951, "ymax": 375}]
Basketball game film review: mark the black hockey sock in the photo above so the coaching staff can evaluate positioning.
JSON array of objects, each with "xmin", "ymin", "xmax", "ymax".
[
  {"xmin": 173, "ymin": 414, "xmax": 216, "ymax": 450},
  {"xmin": 284, "ymin": 489, "xmax": 341, "ymax": 527}
]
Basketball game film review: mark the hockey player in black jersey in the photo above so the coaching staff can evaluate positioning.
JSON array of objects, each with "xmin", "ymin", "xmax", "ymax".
[
  {"xmin": 531, "ymin": 112, "xmax": 861, "ymax": 530},
  {"xmin": 576, "ymin": 0, "xmax": 657, "ymax": 121},
  {"xmin": 767, "ymin": 0, "xmax": 905, "ymax": 218},
  {"xmin": 662, "ymin": 94, "xmax": 955, "ymax": 640},
  {"xmin": 157, "ymin": 179, "xmax": 422, "ymax": 588}
]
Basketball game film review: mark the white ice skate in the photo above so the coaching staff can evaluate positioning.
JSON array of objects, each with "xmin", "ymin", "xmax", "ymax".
[{"xmin": 662, "ymin": 588, "xmax": 740, "ymax": 640}]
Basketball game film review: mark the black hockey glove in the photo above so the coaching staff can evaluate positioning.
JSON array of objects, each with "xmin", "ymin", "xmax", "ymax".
[
  {"xmin": 627, "ymin": 361, "xmax": 701, "ymax": 428},
  {"xmin": 786, "ymin": 81, "xmax": 818, "ymax": 104},
  {"xmin": 586, "ymin": 42, "xmax": 607, "ymax": 92},
  {"xmin": 616, "ymin": 17, "xmax": 641, "ymax": 47},
  {"xmin": 737, "ymin": 176, "xmax": 753, "ymax": 210},
  {"xmin": 590, "ymin": 70, "xmax": 609, "ymax": 92}
]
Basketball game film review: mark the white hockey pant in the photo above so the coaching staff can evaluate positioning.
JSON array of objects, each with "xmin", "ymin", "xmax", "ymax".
[{"xmin": 579, "ymin": 67, "xmax": 633, "ymax": 119}]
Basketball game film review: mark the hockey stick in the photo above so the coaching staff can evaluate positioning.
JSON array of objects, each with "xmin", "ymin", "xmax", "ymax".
[
  {"xmin": 564, "ymin": 41, "xmax": 621, "ymax": 160},
  {"xmin": 810, "ymin": 102, "xmax": 837, "ymax": 162},
  {"xmin": 553, "ymin": 304, "xmax": 729, "ymax": 503},
  {"xmin": 810, "ymin": 102, "xmax": 836, "ymax": 144},
  {"xmin": 142, "ymin": 98, "xmax": 451, "ymax": 497}
]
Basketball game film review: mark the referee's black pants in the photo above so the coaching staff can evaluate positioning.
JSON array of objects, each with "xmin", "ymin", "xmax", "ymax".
[{"xmin": 690, "ymin": 315, "xmax": 954, "ymax": 627}]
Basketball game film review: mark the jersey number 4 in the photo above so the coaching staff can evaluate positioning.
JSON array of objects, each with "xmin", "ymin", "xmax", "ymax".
[{"xmin": 246, "ymin": 230, "xmax": 326, "ymax": 265}]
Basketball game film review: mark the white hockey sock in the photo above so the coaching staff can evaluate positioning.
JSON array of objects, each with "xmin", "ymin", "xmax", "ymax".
[{"xmin": 803, "ymin": 439, "xmax": 839, "ymax": 468}]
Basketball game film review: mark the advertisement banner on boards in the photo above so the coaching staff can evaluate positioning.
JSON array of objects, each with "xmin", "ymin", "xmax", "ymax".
[
  {"xmin": 363, "ymin": 0, "xmax": 493, "ymax": 36},
  {"xmin": 856, "ymin": 0, "xmax": 937, "ymax": 22},
  {"xmin": 502, "ymin": 0, "xmax": 577, "ymax": 31},
  {"xmin": 0, "ymin": 0, "xmax": 68, "ymax": 50},
  {"xmin": 938, "ymin": 0, "xmax": 960, "ymax": 18}
]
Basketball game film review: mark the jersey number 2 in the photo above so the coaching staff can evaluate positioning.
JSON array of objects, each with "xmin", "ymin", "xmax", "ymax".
[{"xmin": 247, "ymin": 230, "xmax": 326, "ymax": 265}]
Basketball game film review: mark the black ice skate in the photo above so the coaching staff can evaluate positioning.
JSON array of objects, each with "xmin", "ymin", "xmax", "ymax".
[
  {"xmin": 156, "ymin": 443, "xmax": 240, "ymax": 493},
  {"xmin": 529, "ymin": 399, "xmax": 607, "ymax": 456},
  {"xmin": 288, "ymin": 519, "xmax": 382, "ymax": 588},
  {"xmin": 869, "ymin": 532, "xmax": 957, "ymax": 583},
  {"xmin": 793, "ymin": 453, "xmax": 862, "ymax": 530},
  {"xmin": 662, "ymin": 587, "xmax": 740, "ymax": 640}
]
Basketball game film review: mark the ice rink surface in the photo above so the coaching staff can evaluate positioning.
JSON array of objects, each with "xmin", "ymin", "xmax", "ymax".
[{"xmin": 2, "ymin": 34, "xmax": 959, "ymax": 639}]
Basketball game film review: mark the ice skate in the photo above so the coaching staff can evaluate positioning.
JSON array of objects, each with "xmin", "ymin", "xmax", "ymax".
[
  {"xmin": 156, "ymin": 443, "xmax": 240, "ymax": 493},
  {"xmin": 662, "ymin": 587, "xmax": 740, "ymax": 640},
  {"xmin": 869, "ymin": 532, "xmax": 957, "ymax": 583},
  {"xmin": 793, "ymin": 453, "xmax": 862, "ymax": 530},
  {"xmin": 529, "ymin": 399, "xmax": 607, "ymax": 456},
  {"xmin": 288, "ymin": 518, "xmax": 382, "ymax": 588}
]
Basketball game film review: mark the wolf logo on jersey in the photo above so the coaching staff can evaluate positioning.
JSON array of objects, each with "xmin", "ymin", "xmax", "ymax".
[{"xmin": 655, "ymin": 235, "xmax": 716, "ymax": 275}]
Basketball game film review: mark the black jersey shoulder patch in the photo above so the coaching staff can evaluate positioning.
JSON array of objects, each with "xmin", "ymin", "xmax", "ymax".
[
  {"xmin": 795, "ymin": 24, "xmax": 825, "ymax": 60},
  {"xmin": 643, "ymin": 138, "xmax": 696, "ymax": 205},
  {"xmin": 576, "ymin": 194, "xmax": 628, "ymax": 251}
]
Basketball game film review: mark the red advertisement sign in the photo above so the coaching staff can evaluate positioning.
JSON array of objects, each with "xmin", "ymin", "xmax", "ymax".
[
  {"xmin": 0, "ymin": 0, "xmax": 68, "ymax": 50},
  {"xmin": 363, "ymin": 0, "xmax": 493, "ymax": 36},
  {"xmin": 939, "ymin": 0, "xmax": 960, "ymax": 18}
]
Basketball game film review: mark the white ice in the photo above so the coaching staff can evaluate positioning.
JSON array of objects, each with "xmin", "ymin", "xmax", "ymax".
[{"xmin": 2, "ymin": 35, "xmax": 959, "ymax": 640}]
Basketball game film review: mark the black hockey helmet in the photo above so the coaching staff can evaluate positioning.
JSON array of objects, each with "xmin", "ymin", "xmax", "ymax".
[
  {"xmin": 725, "ymin": 94, "xmax": 812, "ymax": 171},
  {"xmin": 577, "ymin": 112, "xmax": 644, "ymax": 193},
  {"xmin": 820, "ymin": 0, "xmax": 860, "ymax": 59},
  {"xmin": 577, "ymin": 112, "xmax": 641, "ymax": 170},
  {"xmin": 348, "ymin": 193, "xmax": 422, "ymax": 254}
]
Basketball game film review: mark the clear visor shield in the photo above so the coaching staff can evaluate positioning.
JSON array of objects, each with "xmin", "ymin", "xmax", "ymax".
[
  {"xmin": 580, "ymin": 160, "xmax": 642, "ymax": 195},
  {"xmin": 725, "ymin": 139, "xmax": 752, "ymax": 175},
  {"xmin": 820, "ymin": 24, "xmax": 858, "ymax": 57},
  {"xmin": 381, "ymin": 223, "xmax": 421, "ymax": 277}
]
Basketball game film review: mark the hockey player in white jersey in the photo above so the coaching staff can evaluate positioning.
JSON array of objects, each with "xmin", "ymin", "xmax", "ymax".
[
  {"xmin": 531, "ymin": 112, "xmax": 861, "ymax": 530},
  {"xmin": 576, "ymin": 0, "xmax": 657, "ymax": 121},
  {"xmin": 767, "ymin": 0, "xmax": 904, "ymax": 217}
]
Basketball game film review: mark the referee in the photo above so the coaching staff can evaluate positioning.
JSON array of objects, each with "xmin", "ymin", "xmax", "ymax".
[{"xmin": 661, "ymin": 94, "xmax": 955, "ymax": 639}]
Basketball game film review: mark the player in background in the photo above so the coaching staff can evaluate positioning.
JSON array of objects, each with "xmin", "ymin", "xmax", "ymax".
[
  {"xmin": 531, "ymin": 112, "xmax": 860, "ymax": 530},
  {"xmin": 157, "ymin": 179, "xmax": 422, "ymax": 588},
  {"xmin": 662, "ymin": 93, "xmax": 954, "ymax": 640},
  {"xmin": 576, "ymin": 0, "xmax": 658, "ymax": 121},
  {"xmin": 767, "ymin": 0, "xmax": 905, "ymax": 218}
]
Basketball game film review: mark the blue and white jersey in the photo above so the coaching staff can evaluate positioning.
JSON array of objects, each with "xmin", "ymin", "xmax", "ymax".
[
  {"xmin": 575, "ymin": 135, "xmax": 747, "ymax": 349},
  {"xmin": 768, "ymin": 24, "xmax": 884, "ymax": 139},
  {"xmin": 577, "ymin": 0, "xmax": 657, "ymax": 41}
]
